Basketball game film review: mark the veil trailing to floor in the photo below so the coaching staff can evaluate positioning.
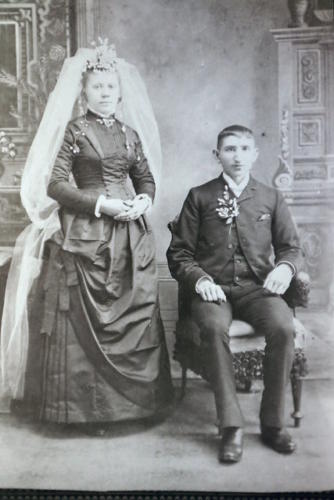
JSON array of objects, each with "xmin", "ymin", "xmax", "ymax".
[{"xmin": 0, "ymin": 43, "xmax": 162, "ymax": 409}]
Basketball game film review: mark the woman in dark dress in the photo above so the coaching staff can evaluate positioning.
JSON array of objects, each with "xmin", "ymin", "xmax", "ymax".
[{"xmin": 0, "ymin": 44, "xmax": 173, "ymax": 426}]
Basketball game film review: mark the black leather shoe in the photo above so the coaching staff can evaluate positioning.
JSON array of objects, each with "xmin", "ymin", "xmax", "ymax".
[
  {"xmin": 218, "ymin": 427, "xmax": 243, "ymax": 463},
  {"xmin": 261, "ymin": 426, "xmax": 296, "ymax": 454}
]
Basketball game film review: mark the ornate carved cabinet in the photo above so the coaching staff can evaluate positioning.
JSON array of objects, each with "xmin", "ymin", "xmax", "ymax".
[
  {"xmin": 271, "ymin": 26, "xmax": 334, "ymax": 308},
  {"xmin": 0, "ymin": 1, "xmax": 74, "ymax": 249}
]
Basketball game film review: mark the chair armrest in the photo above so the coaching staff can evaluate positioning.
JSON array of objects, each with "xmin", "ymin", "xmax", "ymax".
[
  {"xmin": 283, "ymin": 271, "xmax": 311, "ymax": 308},
  {"xmin": 167, "ymin": 215, "xmax": 179, "ymax": 234}
]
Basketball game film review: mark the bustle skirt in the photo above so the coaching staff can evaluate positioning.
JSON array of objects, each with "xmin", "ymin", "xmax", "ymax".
[{"xmin": 21, "ymin": 218, "xmax": 174, "ymax": 423}]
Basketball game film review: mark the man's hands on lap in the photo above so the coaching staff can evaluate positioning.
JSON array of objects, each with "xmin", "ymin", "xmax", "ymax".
[
  {"xmin": 263, "ymin": 264, "xmax": 293, "ymax": 295},
  {"xmin": 196, "ymin": 278, "xmax": 227, "ymax": 303}
]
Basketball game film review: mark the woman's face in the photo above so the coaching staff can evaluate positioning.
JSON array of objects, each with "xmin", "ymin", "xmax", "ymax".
[{"xmin": 84, "ymin": 70, "xmax": 120, "ymax": 116}]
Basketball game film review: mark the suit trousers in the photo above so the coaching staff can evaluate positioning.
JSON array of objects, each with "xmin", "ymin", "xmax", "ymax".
[{"xmin": 190, "ymin": 283, "xmax": 295, "ymax": 429}]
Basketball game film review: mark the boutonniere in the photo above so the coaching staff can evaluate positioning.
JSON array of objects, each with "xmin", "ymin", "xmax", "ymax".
[{"xmin": 216, "ymin": 185, "xmax": 239, "ymax": 224}]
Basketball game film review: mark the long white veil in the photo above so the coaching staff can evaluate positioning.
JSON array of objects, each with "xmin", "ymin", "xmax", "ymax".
[{"xmin": 0, "ymin": 47, "xmax": 162, "ymax": 409}]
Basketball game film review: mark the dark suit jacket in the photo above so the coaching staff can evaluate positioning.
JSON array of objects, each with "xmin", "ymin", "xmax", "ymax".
[{"xmin": 167, "ymin": 175, "xmax": 303, "ymax": 290}]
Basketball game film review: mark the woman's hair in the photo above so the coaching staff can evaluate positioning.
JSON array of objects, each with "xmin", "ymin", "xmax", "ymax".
[{"xmin": 81, "ymin": 67, "xmax": 118, "ymax": 88}]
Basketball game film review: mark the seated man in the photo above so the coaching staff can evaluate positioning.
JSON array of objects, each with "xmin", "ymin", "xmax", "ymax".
[{"xmin": 166, "ymin": 125, "xmax": 304, "ymax": 464}]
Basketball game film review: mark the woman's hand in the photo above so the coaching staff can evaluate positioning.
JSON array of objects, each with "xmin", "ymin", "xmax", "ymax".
[
  {"xmin": 99, "ymin": 198, "xmax": 130, "ymax": 217},
  {"xmin": 114, "ymin": 196, "xmax": 151, "ymax": 221}
]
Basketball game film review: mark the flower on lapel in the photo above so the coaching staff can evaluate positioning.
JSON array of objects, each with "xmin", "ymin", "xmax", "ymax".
[{"xmin": 216, "ymin": 185, "xmax": 239, "ymax": 224}]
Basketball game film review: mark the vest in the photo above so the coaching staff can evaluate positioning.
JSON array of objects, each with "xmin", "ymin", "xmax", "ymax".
[{"xmin": 220, "ymin": 221, "xmax": 257, "ymax": 286}]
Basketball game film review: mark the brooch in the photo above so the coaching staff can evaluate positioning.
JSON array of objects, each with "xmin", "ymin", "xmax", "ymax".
[
  {"xmin": 216, "ymin": 185, "xmax": 239, "ymax": 224},
  {"xmin": 96, "ymin": 117, "xmax": 115, "ymax": 128}
]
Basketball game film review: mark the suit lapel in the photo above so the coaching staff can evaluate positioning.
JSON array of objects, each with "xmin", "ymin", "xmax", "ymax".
[{"xmin": 237, "ymin": 176, "xmax": 257, "ymax": 203}]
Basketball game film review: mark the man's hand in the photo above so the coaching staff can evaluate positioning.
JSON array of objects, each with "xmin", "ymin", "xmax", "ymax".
[
  {"xmin": 196, "ymin": 278, "xmax": 227, "ymax": 303},
  {"xmin": 263, "ymin": 264, "xmax": 293, "ymax": 295},
  {"xmin": 99, "ymin": 198, "xmax": 130, "ymax": 217},
  {"xmin": 114, "ymin": 197, "xmax": 150, "ymax": 221}
]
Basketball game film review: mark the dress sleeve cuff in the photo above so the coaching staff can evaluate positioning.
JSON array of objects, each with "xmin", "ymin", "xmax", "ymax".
[
  {"xmin": 195, "ymin": 275, "xmax": 214, "ymax": 293},
  {"xmin": 95, "ymin": 194, "xmax": 106, "ymax": 218},
  {"xmin": 276, "ymin": 261, "xmax": 296, "ymax": 277}
]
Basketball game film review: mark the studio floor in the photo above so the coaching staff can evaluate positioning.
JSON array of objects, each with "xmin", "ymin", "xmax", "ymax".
[{"xmin": 1, "ymin": 311, "xmax": 334, "ymax": 493}]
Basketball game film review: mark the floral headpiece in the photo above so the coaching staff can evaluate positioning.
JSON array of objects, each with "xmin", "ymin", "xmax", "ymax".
[{"xmin": 85, "ymin": 38, "xmax": 117, "ymax": 72}]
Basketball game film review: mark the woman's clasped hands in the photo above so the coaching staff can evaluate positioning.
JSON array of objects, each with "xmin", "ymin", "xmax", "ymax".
[{"xmin": 100, "ymin": 195, "xmax": 151, "ymax": 221}]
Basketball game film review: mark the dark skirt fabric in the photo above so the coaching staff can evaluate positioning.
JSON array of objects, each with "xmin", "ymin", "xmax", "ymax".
[{"xmin": 22, "ymin": 217, "xmax": 174, "ymax": 423}]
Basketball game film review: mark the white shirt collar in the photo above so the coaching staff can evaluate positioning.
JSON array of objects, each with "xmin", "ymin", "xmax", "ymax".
[{"xmin": 222, "ymin": 172, "xmax": 250, "ymax": 198}]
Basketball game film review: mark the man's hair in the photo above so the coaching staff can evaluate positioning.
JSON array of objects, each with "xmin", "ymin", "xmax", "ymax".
[{"xmin": 217, "ymin": 125, "xmax": 254, "ymax": 150}]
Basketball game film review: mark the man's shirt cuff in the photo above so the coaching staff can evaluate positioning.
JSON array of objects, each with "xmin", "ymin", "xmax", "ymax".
[
  {"xmin": 195, "ymin": 275, "xmax": 214, "ymax": 293},
  {"xmin": 276, "ymin": 260, "xmax": 296, "ymax": 277}
]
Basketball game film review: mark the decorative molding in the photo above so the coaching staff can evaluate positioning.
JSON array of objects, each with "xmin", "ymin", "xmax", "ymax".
[
  {"xmin": 298, "ymin": 118, "xmax": 321, "ymax": 146},
  {"xmin": 274, "ymin": 109, "xmax": 294, "ymax": 189},
  {"xmin": 271, "ymin": 26, "xmax": 334, "ymax": 43},
  {"xmin": 297, "ymin": 48, "xmax": 321, "ymax": 104},
  {"xmin": 294, "ymin": 164, "xmax": 327, "ymax": 181},
  {"xmin": 283, "ymin": 187, "xmax": 334, "ymax": 205},
  {"xmin": 294, "ymin": 114, "xmax": 325, "ymax": 158},
  {"xmin": 281, "ymin": 108, "xmax": 290, "ymax": 160}
]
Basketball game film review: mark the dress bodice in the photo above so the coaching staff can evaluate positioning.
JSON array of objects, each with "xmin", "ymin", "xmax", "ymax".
[
  {"xmin": 72, "ymin": 113, "xmax": 135, "ymax": 195},
  {"xmin": 70, "ymin": 112, "xmax": 147, "ymax": 198},
  {"xmin": 48, "ymin": 111, "xmax": 155, "ymax": 212}
]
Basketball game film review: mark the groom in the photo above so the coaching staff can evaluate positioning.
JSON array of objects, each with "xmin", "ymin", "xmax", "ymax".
[{"xmin": 167, "ymin": 125, "xmax": 303, "ymax": 463}]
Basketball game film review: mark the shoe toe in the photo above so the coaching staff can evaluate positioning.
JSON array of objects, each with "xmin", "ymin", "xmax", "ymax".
[
  {"xmin": 261, "ymin": 427, "xmax": 296, "ymax": 454},
  {"xmin": 219, "ymin": 448, "xmax": 242, "ymax": 463},
  {"xmin": 218, "ymin": 428, "xmax": 243, "ymax": 463}
]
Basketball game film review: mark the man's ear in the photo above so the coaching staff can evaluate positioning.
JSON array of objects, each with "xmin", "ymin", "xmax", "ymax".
[
  {"xmin": 212, "ymin": 149, "xmax": 219, "ymax": 158},
  {"xmin": 253, "ymin": 147, "xmax": 259, "ymax": 162}
]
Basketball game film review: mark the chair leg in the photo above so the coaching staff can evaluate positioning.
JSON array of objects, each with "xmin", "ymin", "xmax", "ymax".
[
  {"xmin": 179, "ymin": 365, "xmax": 187, "ymax": 400},
  {"xmin": 290, "ymin": 375, "xmax": 303, "ymax": 428}
]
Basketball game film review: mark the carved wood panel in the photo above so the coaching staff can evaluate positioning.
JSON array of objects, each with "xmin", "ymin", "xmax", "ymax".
[
  {"xmin": 0, "ymin": 1, "xmax": 74, "ymax": 247},
  {"xmin": 296, "ymin": 48, "xmax": 322, "ymax": 106},
  {"xmin": 272, "ymin": 27, "xmax": 334, "ymax": 309}
]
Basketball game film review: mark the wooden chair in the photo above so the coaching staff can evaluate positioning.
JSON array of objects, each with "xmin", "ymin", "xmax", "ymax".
[{"xmin": 167, "ymin": 220, "xmax": 310, "ymax": 428}]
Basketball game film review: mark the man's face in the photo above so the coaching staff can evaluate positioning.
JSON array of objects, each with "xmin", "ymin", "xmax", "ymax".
[{"xmin": 217, "ymin": 134, "xmax": 258, "ymax": 184}]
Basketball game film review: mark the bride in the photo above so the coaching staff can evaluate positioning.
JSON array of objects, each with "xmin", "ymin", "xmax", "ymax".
[{"xmin": 0, "ymin": 42, "xmax": 173, "ymax": 428}]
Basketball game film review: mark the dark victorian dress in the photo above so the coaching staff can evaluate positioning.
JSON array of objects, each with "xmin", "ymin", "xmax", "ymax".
[{"xmin": 23, "ymin": 110, "xmax": 173, "ymax": 423}]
